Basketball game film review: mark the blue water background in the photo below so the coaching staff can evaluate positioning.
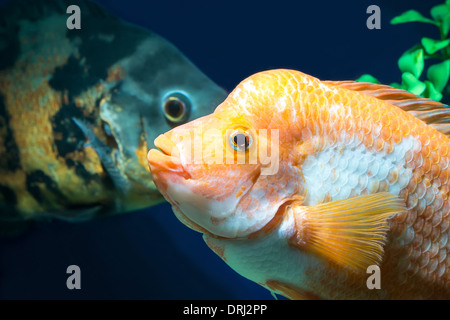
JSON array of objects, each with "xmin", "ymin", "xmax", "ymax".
[{"xmin": 0, "ymin": 0, "xmax": 443, "ymax": 299}]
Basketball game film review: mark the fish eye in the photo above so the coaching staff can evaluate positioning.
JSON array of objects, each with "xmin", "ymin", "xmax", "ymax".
[
  {"xmin": 229, "ymin": 128, "xmax": 253, "ymax": 151},
  {"xmin": 163, "ymin": 92, "xmax": 191, "ymax": 124}
]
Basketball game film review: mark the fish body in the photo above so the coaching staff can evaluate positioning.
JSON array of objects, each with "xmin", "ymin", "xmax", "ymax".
[
  {"xmin": 148, "ymin": 69, "xmax": 450, "ymax": 299},
  {"xmin": 0, "ymin": 0, "xmax": 226, "ymax": 233}
]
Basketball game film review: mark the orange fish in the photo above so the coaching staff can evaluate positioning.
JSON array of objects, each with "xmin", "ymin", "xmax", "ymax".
[{"xmin": 148, "ymin": 69, "xmax": 450, "ymax": 299}]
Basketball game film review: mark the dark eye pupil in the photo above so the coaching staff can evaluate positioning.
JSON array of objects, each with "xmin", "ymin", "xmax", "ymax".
[
  {"xmin": 163, "ymin": 93, "xmax": 191, "ymax": 126},
  {"xmin": 234, "ymin": 133, "xmax": 249, "ymax": 148},
  {"xmin": 165, "ymin": 99, "xmax": 184, "ymax": 118}
]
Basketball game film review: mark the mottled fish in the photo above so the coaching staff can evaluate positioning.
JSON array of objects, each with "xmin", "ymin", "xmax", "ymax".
[
  {"xmin": 148, "ymin": 69, "xmax": 450, "ymax": 299},
  {"xmin": 0, "ymin": 0, "xmax": 226, "ymax": 234}
]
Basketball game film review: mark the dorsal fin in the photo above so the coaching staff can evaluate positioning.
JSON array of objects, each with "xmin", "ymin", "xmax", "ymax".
[
  {"xmin": 323, "ymin": 81, "xmax": 450, "ymax": 136},
  {"xmin": 429, "ymin": 123, "xmax": 450, "ymax": 135}
]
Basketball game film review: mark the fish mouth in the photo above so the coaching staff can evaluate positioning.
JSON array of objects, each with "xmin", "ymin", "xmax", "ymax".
[{"xmin": 147, "ymin": 134, "xmax": 191, "ymax": 180}]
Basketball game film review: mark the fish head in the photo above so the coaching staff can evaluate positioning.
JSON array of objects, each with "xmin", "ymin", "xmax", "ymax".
[
  {"xmin": 96, "ymin": 32, "xmax": 227, "ymax": 210},
  {"xmin": 0, "ymin": 0, "xmax": 225, "ymax": 222},
  {"xmin": 148, "ymin": 70, "xmax": 304, "ymax": 238}
]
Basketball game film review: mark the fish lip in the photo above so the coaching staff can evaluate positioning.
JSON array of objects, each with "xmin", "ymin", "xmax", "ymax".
[
  {"xmin": 154, "ymin": 134, "xmax": 180, "ymax": 158},
  {"xmin": 148, "ymin": 134, "xmax": 191, "ymax": 179}
]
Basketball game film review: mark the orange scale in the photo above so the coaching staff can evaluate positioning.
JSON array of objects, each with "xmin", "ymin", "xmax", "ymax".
[
  {"xmin": 412, "ymin": 122, "xmax": 425, "ymax": 136},
  {"xmin": 405, "ymin": 206, "xmax": 418, "ymax": 226},
  {"xmin": 432, "ymin": 193, "xmax": 444, "ymax": 212},
  {"xmin": 402, "ymin": 149, "xmax": 413, "ymax": 165},
  {"xmin": 396, "ymin": 198, "xmax": 409, "ymax": 223},
  {"xmin": 412, "ymin": 232, "xmax": 424, "ymax": 249},
  {"xmin": 374, "ymin": 138, "xmax": 384, "ymax": 152},
  {"xmin": 422, "ymin": 203, "xmax": 435, "ymax": 221},
  {"xmin": 340, "ymin": 95, "xmax": 350, "ymax": 106},
  {"xmin": 314, "ymin": 87, "xmax": 324, "ymax": 97},
  {"xmin": 439, "ymin": 169, "xmax": 449, "ymax": 185},
  {"xmin": 430, "ymin": 226, "xmax": 441, "ymax": 243},
  {"xmin": 371, "ymin": 109, "xmax": 382, "ymax": 123},
  {"xmin": 380, "ymin": 113, "xmax": 391, "ymax": 127},
  {"xmin": 410, "ymin": 248, "xmax": 422, "ymax": 264},
  {"xmin": 438, "ymin": 143, "xmax": 449, "ymax": 157},
  {"xmin": 418, "ymin": 251, "xmax": 430, "ymax": 268},
  {"xmin": 355, "ymin": 130, "xmax": 364, "ymax": 144},
  {"xmin": 430, "ymin": 164, "xmax": 441, "ymax": 180},
  {"xmin": 424, "ymin": 177, "xmax": 432, "ymax": 189},
  {"xmin": 393, "ymin": 221, "xmax": 406, "ymax": 236},
  {"xmin": 350, "ymin": 98, "xmax": 359, "ymax": 108},
  {"xmin": 363, "ymin": 134, "xmax": 374, "ymax": 149},
  {"xmin": 335, "ymin": 119, "xmax": 345, "ymax": 133},
  {"xmin": 413, "ymin": 155, "xmax": 424, "ymax": 173},
  {"xmin": 415, "ymin": 196, "xmax": 427, "ymax": 217},
  {"xmin": 354, "ymin": 118, "xmax": 363, "ymax": 132},
  {"xmin": 422, "ymin": 236, "xmax": 432, "ymax": 253},
  {"xmin": 380, "ymin": 126, "xmax": 392, "ymax": 141},
  {"xmin": 305, "ymin": 85, "xmax": 315, "ymax": 94},
  {"xmin": 441, "ymin": 201, "xmax": 450, "ymax": 218},
  {"xmin": 444, "ymin": 157, "xmax": 450, "ymax": 172},
  {"xmin": 399, "ymin": 122, "xmax": 412, "ymax": 136},
  {"xmin": 324, "ymin": 90, "xmax": 334, "ymax": 101},
  {"xmin": 440, "ymin": 218, "xmax": 450, "ymax": 234},
  {"xmin": 352, "ymin": 103, "xmax": 367, "ymax": 120},
  {"xmin": 422, "ymin": 220, "xmax": 433, "ymax": 238},
  {"xmin": 422, "ymin": 145, "xmax": 432, "ymax": 160},
  {"xmin": 419, "ymin": 267, "xmax": 432, "ymax": 281},
  {"xmin": 318, "ymin": 105, "xmax": 329, "ymax": 124},
  {"xmin": 345, "ymin": 119, "xmax": 355, "ymax": 133},
  {"xmin": 413, "ymin": 217, "xmax": 424, "ymax": 233},
  {"xmin": 437, "ymin": 248, "xmax": 447, "ymax": 263},
  {"xmin": 428, "ymin": 242, "xmax": 440, "ymax": 259},
  {"xmin": 362, "ymin": 121, "xmax": 372, "ymax": 135},
  {"xmin": 407, "ymin": 175, "xmax": 421, "ymax": 195},
  {"xmin": 422, "ymin": 158, "xmax": 433, "ymax": 176},
  {"xmin": 307, "ymin": 94, "xmax": 318, "ymax": 108},
  {"xmin": 431, "ymin": 209, "xmax": 443, "ymax": 228},
  {"xmin": 419, "ymin": 134, "xmax": 431, "ymax": 148},
  {"xmin": 438, "ymin": 264, "xmax": 447, "ymax": 280},
  {"xmin": 429, "ymin": 138, "xmax": 440, "ymax": 152},
  {"xmin": 391, "ymin": 115, "xmax": 401, "ymax": 131},
  {"xmin": 431, "ymin": 151, "xmax": 441, "ymax": 167},
  {"xmin": 406, "ymin": 190, "xmax": 419, "ymax": 209},
  {"xmin": 391, "ymin": 130, "xmax": 403, "ymax": 144}
]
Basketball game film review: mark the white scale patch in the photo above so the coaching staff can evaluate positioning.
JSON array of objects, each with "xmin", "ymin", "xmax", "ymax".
[{"xmin": 301, "ymin": 134, "xmax": 418, "ymax": 205}]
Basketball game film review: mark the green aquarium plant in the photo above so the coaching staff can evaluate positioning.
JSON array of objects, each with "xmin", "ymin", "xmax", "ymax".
[{"xmin": 357, "ymin": 1, "xmax": 450, "ymax": 103}]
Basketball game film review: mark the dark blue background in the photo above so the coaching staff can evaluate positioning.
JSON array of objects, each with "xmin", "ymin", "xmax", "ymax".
[{"xmin": 0, "ymin": 0, "xmax": 443, "ymax": 299}]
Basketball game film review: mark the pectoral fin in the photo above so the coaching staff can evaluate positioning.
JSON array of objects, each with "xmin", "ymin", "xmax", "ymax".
[
  {"xmin": 72, "ymin": 118, "xmax": 130, "ymax": 194},
  {"xmin": 286, "ymin": 193, "xmax": 406, "ymax": 272}
]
